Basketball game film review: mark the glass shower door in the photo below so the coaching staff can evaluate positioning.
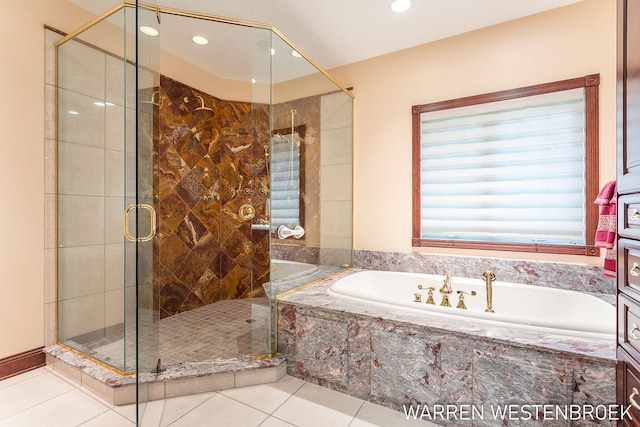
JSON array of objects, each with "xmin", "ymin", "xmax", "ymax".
[{"xmin": 132, "ymin": 3, "xmax": 161, "ymax": 421}]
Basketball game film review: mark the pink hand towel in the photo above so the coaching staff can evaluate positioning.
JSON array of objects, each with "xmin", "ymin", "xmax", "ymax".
[{"xmin": 594, "ymin": 180, "xmax": 616, "ymax": 278}]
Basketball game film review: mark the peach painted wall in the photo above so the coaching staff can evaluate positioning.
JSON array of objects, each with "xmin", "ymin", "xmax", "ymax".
[
  {"xmin": 329, "ymin": 0, "xmax": 616, "ymax": 266},
  {"xmin": 0, "ymin": 1, "xmax": 95, "ymax": 358}
]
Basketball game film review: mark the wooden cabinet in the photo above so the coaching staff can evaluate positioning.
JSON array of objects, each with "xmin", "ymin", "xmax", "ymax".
[
  {"xmin": 618, "ymin": 0, "xmax": 640, "ymax": 195},
  {"xmin": 619, "ymin": 1, "xmax": 640, "ymax": 425},
  {"xmin": 618, "ymin": 348, "xmax": 640, "ymax": 426}
]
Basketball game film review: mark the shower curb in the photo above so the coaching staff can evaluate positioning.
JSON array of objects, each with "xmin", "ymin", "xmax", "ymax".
[{"xmin": 44, "ymin": 345, "xmax": 286, "ymax": 406}]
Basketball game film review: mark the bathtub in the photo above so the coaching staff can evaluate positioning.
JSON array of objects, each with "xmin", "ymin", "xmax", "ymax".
[
  {"xmin": 271, "ymin": 260, "xmax": 319, "ymax": 281},
  {"xmin": 328, "ymin": 270, "xmax": 615, "ymax": 340}
]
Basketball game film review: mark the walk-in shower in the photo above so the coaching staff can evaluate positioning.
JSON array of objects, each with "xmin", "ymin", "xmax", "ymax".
[{"xmin": 53, "ymin": 1, "xmax": 352, "ymax": 422}]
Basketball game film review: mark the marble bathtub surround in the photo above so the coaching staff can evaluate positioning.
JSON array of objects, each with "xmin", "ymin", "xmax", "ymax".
[
  {"xmin": 277, "ymin": 269, "xmax": 615, "ymax": 426},
  {"xmin": 353, "ymin": 250, "xmax": 616, "ymax": 295}
]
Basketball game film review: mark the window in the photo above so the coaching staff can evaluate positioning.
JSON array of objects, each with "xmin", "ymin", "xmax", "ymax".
[
  {"xmin": 412, "ymin": 74, "xmax": 600, "ymax": 256},
  {"xmin": 270, "ymin": 125, "xmax": 306, "ymax": 229}
]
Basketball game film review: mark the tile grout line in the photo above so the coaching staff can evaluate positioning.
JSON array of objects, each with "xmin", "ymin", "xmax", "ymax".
[{"xmin": 347, "ymin": 400, "xmax": 367, "ymax": 427}]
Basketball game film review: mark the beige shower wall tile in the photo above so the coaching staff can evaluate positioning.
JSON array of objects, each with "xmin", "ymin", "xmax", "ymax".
[
  {"xmin": 106, "ymin": 105, "xmax": 137, "ymax": 154},
  {"xmin": 58, "ymin": 195, "xmax": 105, "ymax": 247},
  {"xmin": 45, "ymin": 29, "xmax": 63, "ymax": 86},
  {"xmin": 58, "ymin": 293, "xmax": 105, "ymax": 339},
  {"xmin": 321, "ymin": 92, "xmax": 352, "ymax": 130},
  {"xmin": 45, "ymin": 139, "xmax": 56, "ymax": 194},
  {"xmin": 106, "ymin": 55, "xmax": 126, "ymax": 107},
  {"xmin": 45, "ymin": 194, "xmax": 56, "ymax": 249},
  {"xmin": 58, "ymin": 39, "xmax": 105, "ymax": 99},
  {"xmin": 320, "ymin": 201, "xmax": 352, "ymax": 238},
  {"xmin": 45, "ymin": 84, "xmax": 56, "ymax": 140},
  {"xmin": 320, "ymin": 127, "xmax": 352, "ymax": 166},
  {"xmin": 105, "ymin": 288, "xmax": 124, "ymax": 329},
  {"xmin": 58, "ymin": 245, "xmax": 105, "ymax": 300},
  {"xmin": 321, "ymin": 164, "xmax": 352, "ymax": 202},
  {"xmin": 44, "ymin": 248, "xmax": 56, "ymax": 304},
  {"xmin": 106, "ymin": 150, "xmax": 124, "ymax": 197},
  {"xmin": 105, "ymin": 196, "xmax": 129, "ymax": 244},
  {"xmin": 58, "ymin": 142, "xmax": 105, "ymax": 196},
  {"xmin": 104, "ymin": 242, "xmax": 136, "ymax": 290},
  {"xmin": 58, "ymin": 89, "xmax": 106, "ymax": 148},
  {"xmin": 44, "ymin": 302, "xmax": 56, "ymax": 346}
]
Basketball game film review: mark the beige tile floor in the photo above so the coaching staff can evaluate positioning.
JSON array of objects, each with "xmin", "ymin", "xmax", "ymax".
[{"xmin": 0, "ymin": 367, "xmax": 437, "ymax": 427}]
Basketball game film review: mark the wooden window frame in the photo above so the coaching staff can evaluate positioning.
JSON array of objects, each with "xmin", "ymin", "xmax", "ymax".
[
  {"xmin": 411, "ymin": 74, "xmax": 600, "ymax": 256},
  {"xmin": 271, "ymin": 124, "xmax": 306, "ymax": 238}
]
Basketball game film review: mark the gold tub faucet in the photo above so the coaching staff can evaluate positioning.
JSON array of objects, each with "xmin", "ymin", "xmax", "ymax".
[
  {"xmin": 439, "ymin": 274, "xmax": 453, "ymax": 307},
  {"xmin": 482, "ymin": 270, "xmax": 496, "ymax": 313},
  {"xmin": 456, "ymin": 290, "xmax": 476, "ymax": 309},
  {"xmin": 417, "ymin": 285, "xmax": 436, "ymax": 304}
]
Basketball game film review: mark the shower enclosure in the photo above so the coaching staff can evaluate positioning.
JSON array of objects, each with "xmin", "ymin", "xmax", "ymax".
[{"xmin": 54, "ymin": 1, "xmax": 353, "ymax": 422}]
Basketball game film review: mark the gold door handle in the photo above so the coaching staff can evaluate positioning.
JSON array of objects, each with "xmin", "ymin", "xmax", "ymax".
[
  {"xmin": 632, "ymin": 209, "xmax": 640, "ymax": 220},
  {"xmin": 631, "ymin": 323, "xmax": 640, "ymax": 340},
  {"xmin": 630, "ymin": 387, "xmax": 640, "ymax": 411},
  {"xmin": 123, "ymin": 204, "xmax": 157, "ymax": 242}
]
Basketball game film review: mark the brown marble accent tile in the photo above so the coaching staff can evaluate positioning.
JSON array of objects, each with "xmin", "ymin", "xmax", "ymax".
[
  {"xmin": 175, "ymin": 212, "xmax": 207, "ymax": 249},
  {"xmin": 191, "ymin": 232, "xmax": 219, "ymax": 267},
  {"xmin": 192, "ymin": 268, "xmax": 222, "ymax": 304},
  {"xmin": 177, "ymin": 292, "xmax": 205, "ymax": 314},
  {"xmin": 158, "ymin": 192, "xmax": 190, "ymax": 232},
  {"xmin": 220, "ymin": 265, "xmax": 251, "ymax": 300},
  {"xmin": 176, "ymin": 130, "xmax": 208, "ymax": 170},
  {"xmin": 160, "ymin": 280, "xmax": 191, "ymax": 315},
  {"xmin": 176, "ymin": 170, "xmax": 206, "ymax": 208},
  {"xmin": 173, "ymin": 252, "xmax": 208, "ymax": 290},
  {"xmin": 152, "ymin": 74, "xmax": 285, "ymax": 318},
  {"xmin": 159, "ymin": 233, "xmax": 191, "ymax": 272},
  {"xmin": 221, "ymin": 230, "xmax": 252, "ymax": 270},
  {"xmin": 193, "ymin": 156, "xmax": 217, "ymax": 190}
]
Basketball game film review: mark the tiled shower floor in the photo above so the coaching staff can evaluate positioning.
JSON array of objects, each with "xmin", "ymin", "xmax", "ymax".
[{"xmin": 65, "ymin": 298, "xmax": 271, "ymax": 370}]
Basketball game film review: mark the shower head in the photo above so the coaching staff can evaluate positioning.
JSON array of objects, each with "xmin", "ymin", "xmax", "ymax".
[
  {"xmin": 185, "ymin": 95, "xmax": 214, "ymax": 119},
  {"xmin": 141, "ymin": 91, "xmax": 164, "ymax": 107}
]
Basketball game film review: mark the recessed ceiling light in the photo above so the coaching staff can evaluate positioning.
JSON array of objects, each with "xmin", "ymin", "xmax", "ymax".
[
  {"xmin": 390, "ymin": 0, "xmax": 411, "ymax": 13},
  {"xmin": 68, "ymin": 111, "xmax": 79, "ymax": 115},
  {"xmin": 291, "ymin": 50, "xmax": 302, "ymax": 58},
  {"xmin": 251, "ymin": 78, "xmax": 256, "ymax": 84},
  {"xmin": 192, "ymin": 35, "xmax": 209, "ymax": 46},
  {"xmin": 140, "ymin": 25, "xmax": 159, "ymax": 36},
  {"xmin": 94, "ymin": 101, "xmax": 106, "ymax": 107}
]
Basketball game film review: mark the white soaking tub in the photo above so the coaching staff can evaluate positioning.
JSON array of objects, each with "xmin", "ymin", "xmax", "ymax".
[{"xmin": 328, "ymin": 270, "xmax": 615, "ymax": 340}]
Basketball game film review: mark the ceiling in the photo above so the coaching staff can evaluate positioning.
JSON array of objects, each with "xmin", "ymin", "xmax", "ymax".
[{"xmin": 68, "ymin": 0, "xmax": 582, "ymax": 81}]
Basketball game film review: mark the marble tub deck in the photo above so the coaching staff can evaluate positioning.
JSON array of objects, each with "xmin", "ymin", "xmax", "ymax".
[{"xmin": 277, "ymin": 268, "xmax": 617, "ymax": 426}]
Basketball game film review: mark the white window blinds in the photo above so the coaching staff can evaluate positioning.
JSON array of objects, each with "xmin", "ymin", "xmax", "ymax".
[
  {"xmin": 418, "ymin": 88, "xmax": 586, "ymax": 245},
  {"xmin": 270, "ymin": 133, "xmax": 301, "ymax": 227}
]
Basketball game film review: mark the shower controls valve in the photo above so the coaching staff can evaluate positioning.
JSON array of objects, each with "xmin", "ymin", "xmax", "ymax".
[{"xmin": 239, "ymin": 204, "xmax": 256, "ymax": 221}]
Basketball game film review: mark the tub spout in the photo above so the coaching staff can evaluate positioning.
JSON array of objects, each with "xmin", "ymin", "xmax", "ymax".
[
  {"xmin": 482, "ymin": 270, "xmax": 496, "ymax": 313},
  {"xmin": 439, "ymin": 274, "xmax": 453, "ymax": 307}
]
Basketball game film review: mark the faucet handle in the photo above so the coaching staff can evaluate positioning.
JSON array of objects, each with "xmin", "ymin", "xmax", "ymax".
[
  {"xmin": 456, "ymin": 290, "xmax": 476, "ymax": 309},
  {"xmin": 413, "ymin": 292, "xmax": 422, "ymax": 303}
]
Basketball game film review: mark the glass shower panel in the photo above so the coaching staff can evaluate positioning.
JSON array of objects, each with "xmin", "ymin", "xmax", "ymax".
[
  {"xmin": 133, "ymin": 9, "xmax": 276, "ymax": 376},
  {"xmin": 57, "ymin": 6, "xmax": 137, "ymax": 373},
  {"xmin": 135, "ymin": 4, "xmax": 161, "ymax": 417},
  {"xmin": 269, "ymin": 32, "xmax": 354, "ymax": 293}
]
